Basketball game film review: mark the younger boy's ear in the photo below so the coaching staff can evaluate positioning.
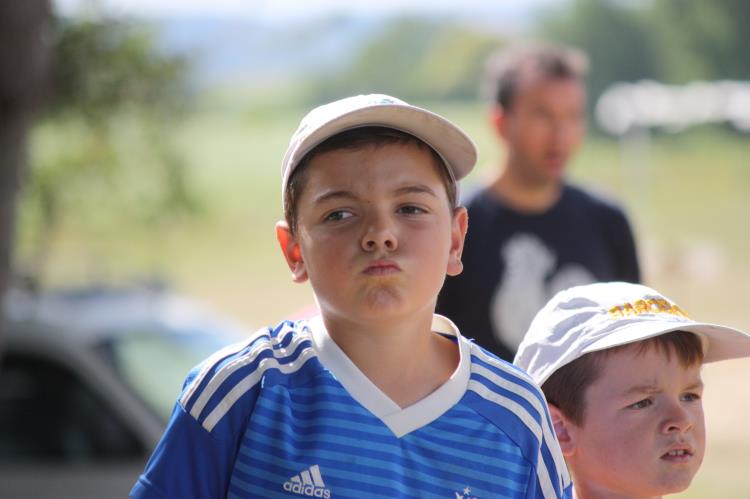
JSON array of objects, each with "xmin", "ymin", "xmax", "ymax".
[
  {"xmin": 446, "ymin": 206, "xmax": 468, "ymax": 277},
  {"xmin": 548, "ymin": 403, "xmax": 576, "ymax": 457},
  {"xmin": 275, "ymin": 221, "xmax": 308, "ymax": 283}
]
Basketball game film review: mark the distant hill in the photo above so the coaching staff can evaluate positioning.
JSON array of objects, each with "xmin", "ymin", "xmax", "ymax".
[{"xmin": 148, "ymin": 10, "xmax": 529, "ymax": 93}]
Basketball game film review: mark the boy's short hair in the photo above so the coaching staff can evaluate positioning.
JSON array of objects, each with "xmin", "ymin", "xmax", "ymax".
[
  {"xmin": 285, "ymin": 126, "xmax": 458, "ymax": 234},
  {"xmin": 482, "ymin": 43, "xmax": 589, "ymax": 110},
  {"xmin": 514, "ymin": 281, "xmax": 750, "ymax": 398},
  {"xmin": 280, "ymin": 94, "xmax": 477, "ymax": 233},
  {"xmin": 542, "ymin": 330, "xmax": 704, "ymax": 425}
]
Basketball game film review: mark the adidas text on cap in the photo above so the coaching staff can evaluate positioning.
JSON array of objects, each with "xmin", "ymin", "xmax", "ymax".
[
  {"xmin": 514, "ymin": 281, "xmax": 750, "ymax": 386},
  {"xmin": 280, "ymin": 94, "xmax": 477, "ymax": 206}
]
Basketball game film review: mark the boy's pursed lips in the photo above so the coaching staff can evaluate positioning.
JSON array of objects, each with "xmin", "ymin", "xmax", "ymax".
[{"xmin": 362, "ymin": 259, "xmax": 401, "ymax": 276}]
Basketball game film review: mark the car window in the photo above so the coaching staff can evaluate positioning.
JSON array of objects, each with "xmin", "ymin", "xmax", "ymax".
[
  {"xmin": 0, "ymin": 351, "xmax": 145, "ymax": 463},
  {"xmin": 107, "ymin": 330, "xmax": 232, "ymax": 421}
]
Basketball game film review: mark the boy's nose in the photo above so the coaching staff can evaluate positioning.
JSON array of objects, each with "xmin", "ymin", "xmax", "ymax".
[
  {"xmin": 361, "ymin": 216, "xmax": 398, "ymax": 252},
  {"xmin": 661, "ymin": 402, "xmax": 694, "ymax": 434}
]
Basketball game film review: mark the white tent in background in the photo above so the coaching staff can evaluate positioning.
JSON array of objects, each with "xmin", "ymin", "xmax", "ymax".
[
  {"xmin": 595, "ymin": 79, "xmax": 750, "ymax": 211},
  {"xmin": 596, "ymin": 80, "xmax": 750, "ymax": 135}
]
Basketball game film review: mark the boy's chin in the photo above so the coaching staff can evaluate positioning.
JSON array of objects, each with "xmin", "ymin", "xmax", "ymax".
[
  {"xmin": 643, "ymin": 472, "xmax": 698, "ymax": 498},
  {"xmin": 573, "ymin": 463, "xmax": 700, "ymax": 499}
]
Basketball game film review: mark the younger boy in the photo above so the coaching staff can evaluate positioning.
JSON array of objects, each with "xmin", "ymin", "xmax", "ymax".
[
  {"xmin": 514, "ymin": 281, "xmax": 750, "ymax": 499},
  {"xmin": 131, "ymin": 94, "xmax": 571, "ymax": 498}
]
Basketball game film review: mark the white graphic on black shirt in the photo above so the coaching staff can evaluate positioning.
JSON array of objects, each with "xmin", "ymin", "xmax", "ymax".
[{"xmin": 490, "ymin": 234, "xmax": 594, "ymax": 350}]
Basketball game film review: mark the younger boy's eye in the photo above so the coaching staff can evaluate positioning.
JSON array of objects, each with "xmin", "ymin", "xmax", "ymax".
[
  {"xmin": 681, "ymin": 392, "xmax": 701, "ymax": 403},
  {"xmin": 628, "ymin": 398, "xmax": 653, "ymax": 410}
]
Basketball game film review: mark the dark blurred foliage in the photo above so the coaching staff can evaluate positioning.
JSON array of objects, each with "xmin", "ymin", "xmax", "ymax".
[
  {"xmin": 537, "ymin": 0, "xmax": 750, "ymax": 121},
  {"xmin": 49, "ymin": 18, "xmax": 189, "ymax": 120},
  {"xmin": 649, "ymin": 0, "xmax": 750, "ymax": 83},
  {"xmin": 19, "ymin": 15, "xmax": 197, "ymax": 283}
]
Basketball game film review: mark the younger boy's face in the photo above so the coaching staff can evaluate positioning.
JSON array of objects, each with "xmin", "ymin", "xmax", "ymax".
[
  {"xmin": 277, "ymin": 142, "xmax": 466, "ymax": 326},
  {"xmin": 567, "ymin": 345, "xmax": 705, "ymax": 498}
]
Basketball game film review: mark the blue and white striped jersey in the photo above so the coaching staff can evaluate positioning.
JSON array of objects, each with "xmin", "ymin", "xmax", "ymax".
[{"xmin": 131, "ymin": 315, "xmax": 571, "ymax": 499}]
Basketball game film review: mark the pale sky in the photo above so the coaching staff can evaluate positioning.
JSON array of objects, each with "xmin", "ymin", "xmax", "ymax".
[{"xmin": 55, "ymin": 0, "xmax": 564, "ymax": 21}]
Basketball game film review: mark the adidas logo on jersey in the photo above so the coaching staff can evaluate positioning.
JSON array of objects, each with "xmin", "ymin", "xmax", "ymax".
[{"xmin": 283, "ymin": 464, "xmax": 331, "ymax": 498}]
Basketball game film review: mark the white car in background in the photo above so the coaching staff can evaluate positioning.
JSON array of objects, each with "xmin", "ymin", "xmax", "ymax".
[{"xmin": 0, "ymin": 285, "xmax": 250, "ymax": 499}]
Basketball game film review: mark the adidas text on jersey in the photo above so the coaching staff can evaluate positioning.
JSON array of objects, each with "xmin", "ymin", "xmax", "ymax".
[{"xmin": 283, "ymin": 465, "xmax": 332, "ymax": 498}]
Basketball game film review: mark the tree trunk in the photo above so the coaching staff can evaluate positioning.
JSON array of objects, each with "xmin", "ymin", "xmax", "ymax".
[{"xmin": 0, "ymin": 0, "xmax": 52, "ymax": 353}]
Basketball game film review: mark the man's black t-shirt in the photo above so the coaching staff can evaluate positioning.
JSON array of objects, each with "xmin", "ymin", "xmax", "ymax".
[{"xmin": 437, "ymin": 184, "xmax": 640, "ymax": 361}]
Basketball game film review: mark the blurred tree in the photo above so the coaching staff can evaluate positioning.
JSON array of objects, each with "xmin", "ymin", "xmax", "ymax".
[
  {"xmin": 0, "ymin": 0, "xmax": 52, "ymax": 348},
  {"xmin": 537, "ymin": 0, "xmax": 660, "ymax": 120},
  {"xmin": 17, "ymin": 14, "xmax": 197, "ymax": 284},
  {"xmin": 650, "ymin": 0, "xmax": 750, "ymax": 82},
  {"xmin": 313, "ymin": 18, "xmax": 503, "ymax": 102}
]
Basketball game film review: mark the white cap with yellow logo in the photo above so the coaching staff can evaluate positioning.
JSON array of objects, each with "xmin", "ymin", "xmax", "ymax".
[{"xmin": 514, "ymin": 281, "xmax": 750, "ymax": 386}]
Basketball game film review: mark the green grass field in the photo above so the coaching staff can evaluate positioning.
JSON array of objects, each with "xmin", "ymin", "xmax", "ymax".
[{"xmin": 21, "ymin": 99, "xmax": 750, "ymax": 497}]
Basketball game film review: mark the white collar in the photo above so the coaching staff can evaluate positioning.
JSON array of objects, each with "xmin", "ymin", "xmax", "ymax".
[{"xmin": 308, "ymin": 314, "xmax": 471, "ymax": 438}]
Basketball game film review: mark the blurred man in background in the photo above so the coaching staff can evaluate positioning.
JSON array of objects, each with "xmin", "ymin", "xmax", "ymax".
[{"xmin": 437, "ymin": 43, "xmax": 640, "ymax": 361}]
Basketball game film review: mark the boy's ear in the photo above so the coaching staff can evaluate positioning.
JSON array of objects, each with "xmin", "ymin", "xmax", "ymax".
[
  {"xmin": 446, "ymin": 206, "xmax": 468, "ymax": 277},
  {"xmin": 489, "ymin": 105, "xmax": 508, "ymax": 140},
  {"xmin": 548, "ymin": 403, "xmax": 576, "ymax": 457},
  {"xmin": 275, "ymin": 221, "xmax": 308, "ymax": 283}
]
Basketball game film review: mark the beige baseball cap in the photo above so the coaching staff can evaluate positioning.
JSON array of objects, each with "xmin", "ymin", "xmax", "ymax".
[
  {"xmin": 281, "ymin": 94, "xmax": 477, "ymax": 206},
  {"xmin": 514, "ymin": 281, "xmax": 750, "ymax": 386}
]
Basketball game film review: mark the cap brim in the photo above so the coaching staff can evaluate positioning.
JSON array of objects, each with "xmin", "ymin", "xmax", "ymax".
[{"xmin": 582, "ymin": 320, "xmax": 750, "ymax": 363}]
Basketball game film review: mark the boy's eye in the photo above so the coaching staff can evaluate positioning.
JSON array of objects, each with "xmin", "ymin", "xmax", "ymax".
[
  {"xmin": 398, "ymin": 205, "xmax": 427, "ymax": 215},
  {"xmin": 628, "ymin": 398, "xmax": 653, "ymax": 409},
  {"xmin": 681, "ymin": 392, "xmax": 701, "ymax": 403},
  {"xmin": 324, "ymin": 210, "xmax": 353, "ymax": 222}
]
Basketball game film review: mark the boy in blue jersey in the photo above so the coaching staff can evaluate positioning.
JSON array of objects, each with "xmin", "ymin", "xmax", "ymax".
[
  {"xmin": 131, "ymin": 94, "xmax": 571, "ymax": 499},
  {"xmin": 515, "ymin": 282, "xmax": 750, "ymax": 499}
]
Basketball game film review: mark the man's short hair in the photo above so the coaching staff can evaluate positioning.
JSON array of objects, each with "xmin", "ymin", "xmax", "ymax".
[
  {"xmin": 541, "ymin": 331, "xmax": 704, "ymax": 426},
  {"xmin": 482, "ymin": 43, "xmax": 589, "ymax": 110},
  {"xmin": 284, "ymin": 126, "xmax": 457, "ymax": 235}
]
